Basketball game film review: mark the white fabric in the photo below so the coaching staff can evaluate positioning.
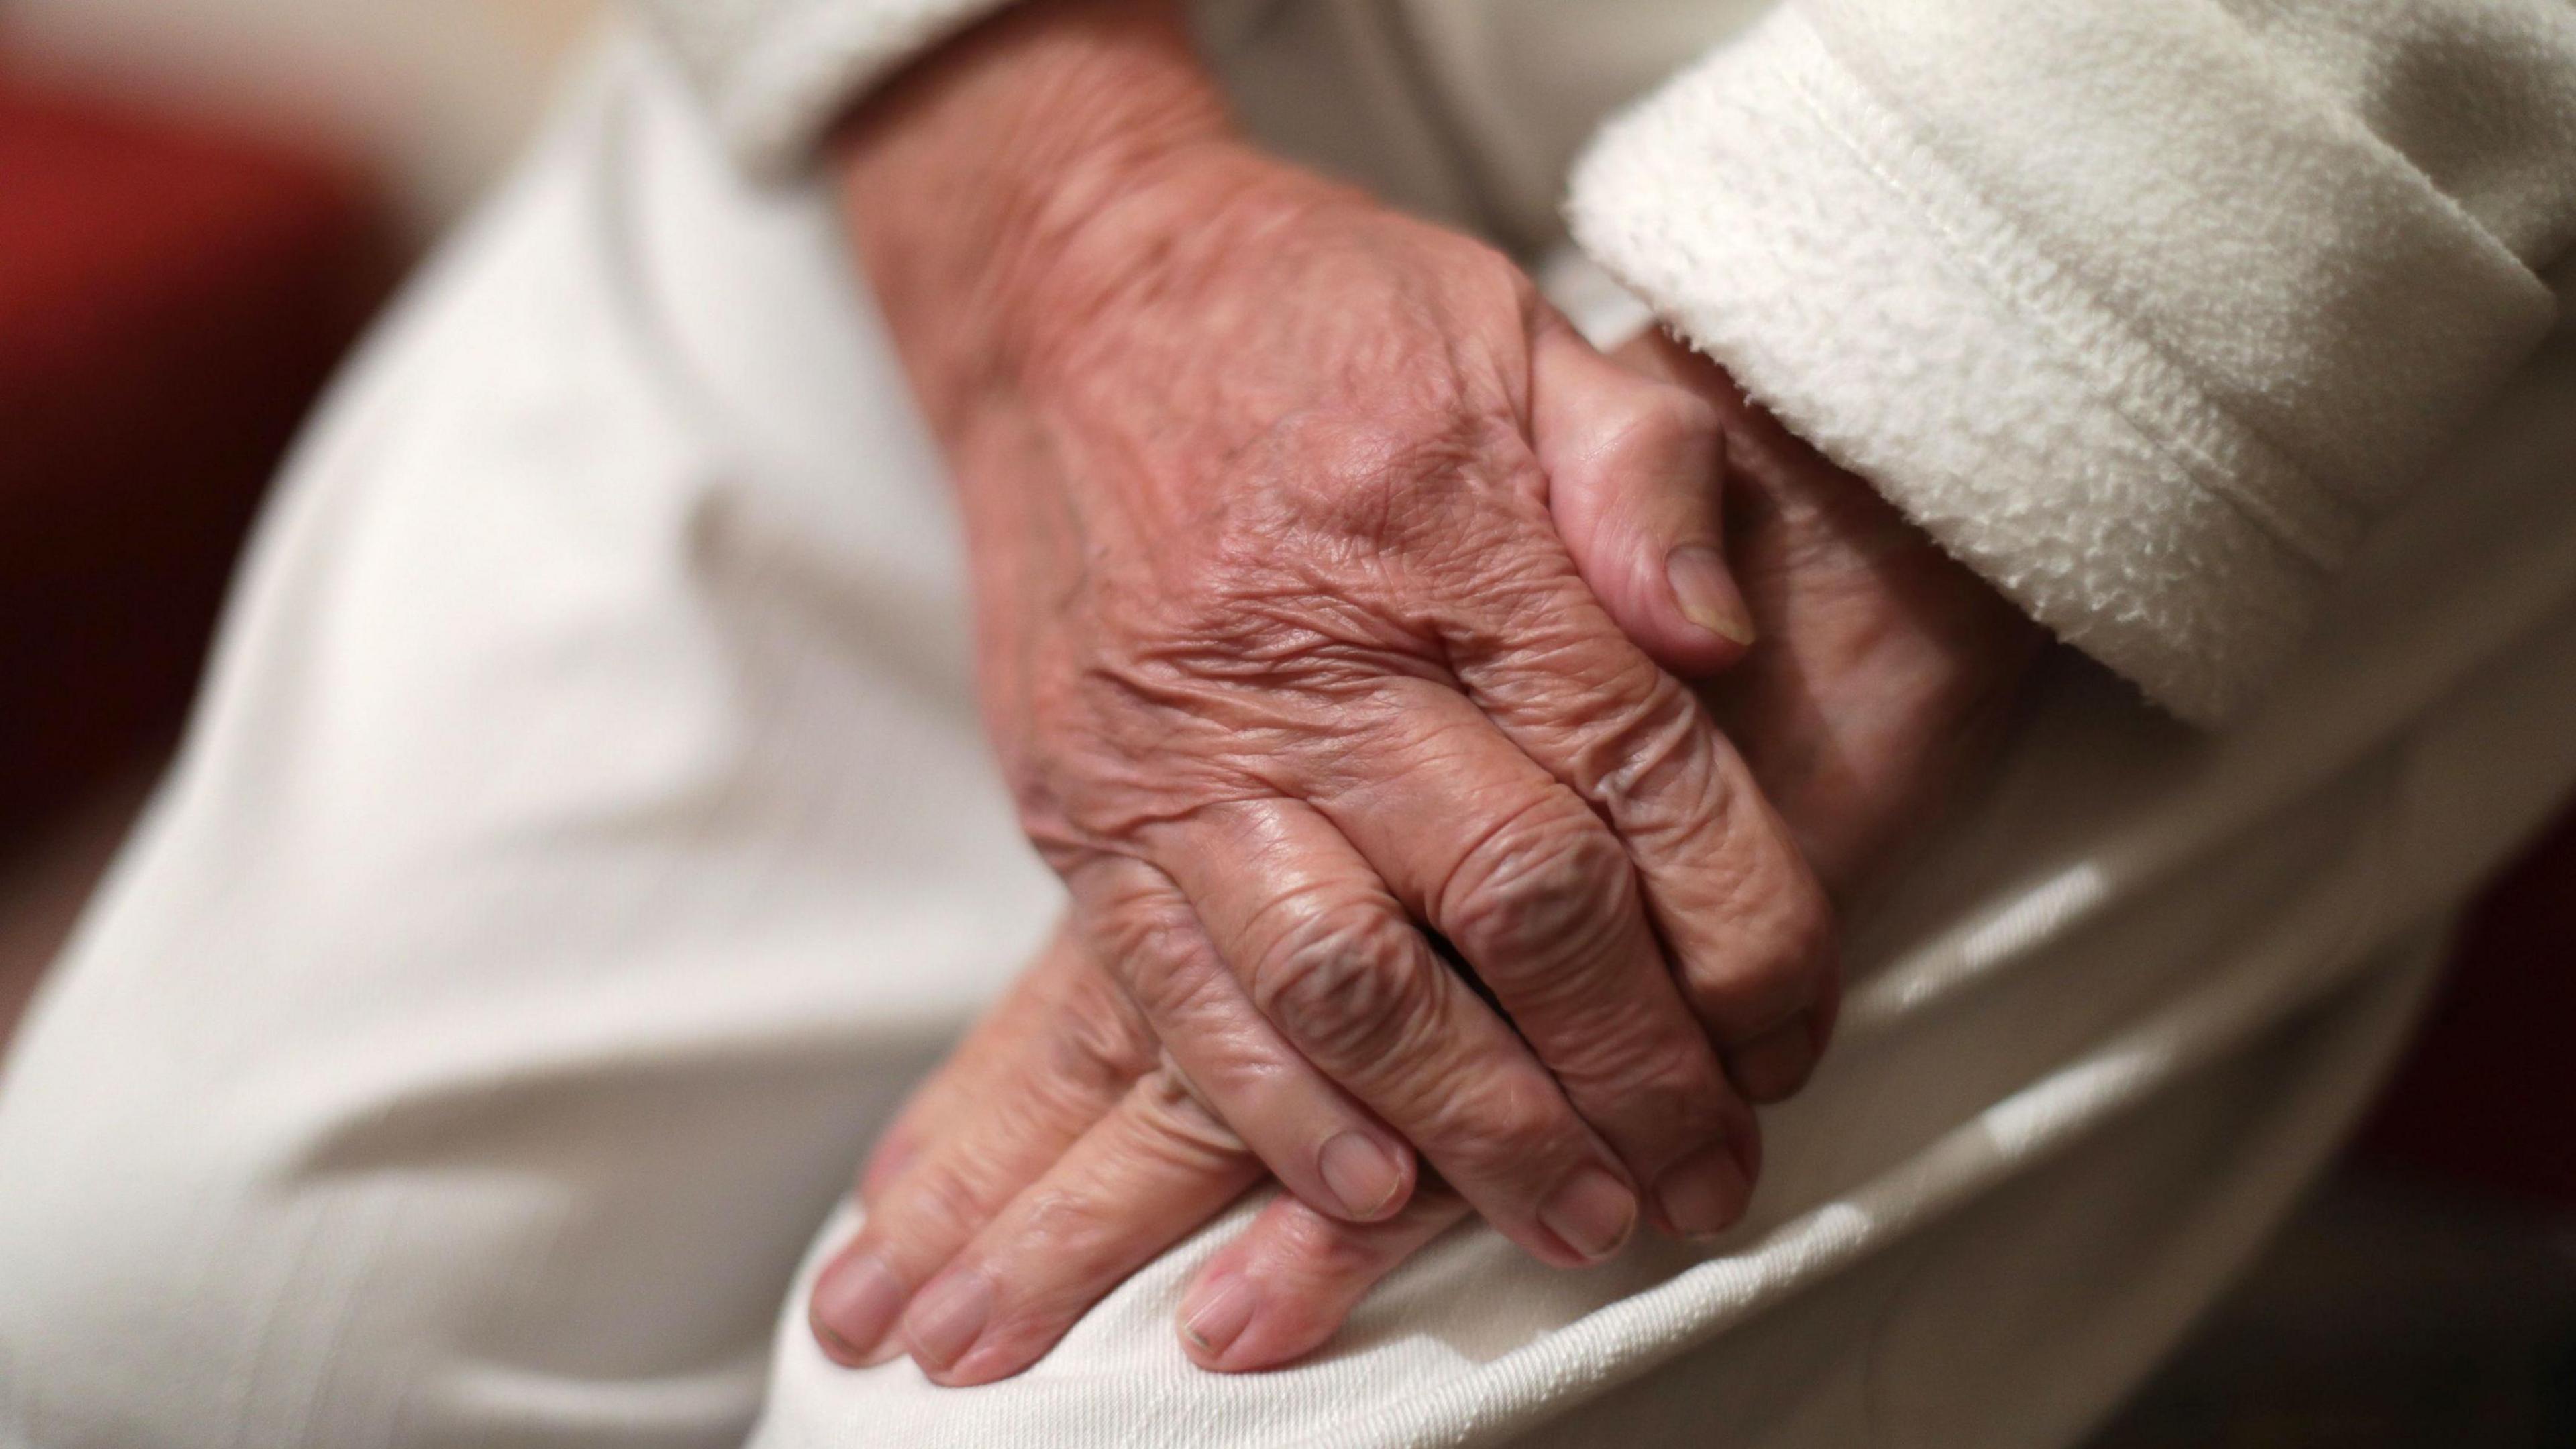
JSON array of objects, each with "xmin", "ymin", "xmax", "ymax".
[
  {"xmin": 7, "ymin": 17, "xmax": 2576, "ymax": 1449},
  {"xmin": 645, "ymin": 0, "xmax": 1008, "ymax": 170}
]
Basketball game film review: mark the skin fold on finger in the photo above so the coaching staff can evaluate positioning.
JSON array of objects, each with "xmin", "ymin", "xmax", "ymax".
[
  {"xmin": 1175, "ymin": 1181, "xmax": 1474, "ymax": 1372},
  {"xmin": 810, "ymin": 925, "xmax": 1156, "ymax": 1367},
  {"xmin": 1529, "ymin": 315, "xmax": 1752, "ymax": 680},
  {"xmin": 1428, "ymin": 537, "xmax": 1841, "ymax": 1070},
  {"xmin": 1260, "ymin": 692, "xmax": 1765, "ymax": 1238},
  {"xmin": 852, "ymin": 924, "xmax": 1114, "ymax": 1208},
  {"xmin": 1071, "ymin": 856, "xmax": 1421, "ymax": 1226},
  {"xmin": 1149, "ymin": 796, "xmax": 1652, "ymax": 1268},
  {"xmin": 899, "ymin": 1068, "xmax": 1269, "ymax": 1385}
]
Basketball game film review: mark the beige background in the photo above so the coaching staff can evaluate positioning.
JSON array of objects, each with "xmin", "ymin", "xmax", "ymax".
[{"xmin": 5, "ymin": 0, "xmax": 604, "ymax": 233}]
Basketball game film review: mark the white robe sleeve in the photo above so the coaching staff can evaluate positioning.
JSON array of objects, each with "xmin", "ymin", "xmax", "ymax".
[
  {"xmin": 629, "ymin": 0, "xmax": 1019, "ymax": 175},
  {"xmin": 1568, "ymin": 0, "xmax": 2576, "ymax": 724}
]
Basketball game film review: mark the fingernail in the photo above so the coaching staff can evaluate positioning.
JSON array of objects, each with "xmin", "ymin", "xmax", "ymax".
[
  {"xmin": 1178, "ymin": 1271, "xmax": 1260, "ymax": 1358},
  {"xmin": 1666, "ymin": 545, "xmax": 1755, "ymax": 646},
  {"xmin": 1731, "ymin": 1014, "xmax": 1818, "ymax": 1103},
  {"xmin": 1653, "ymin": 1142, "xmax": 1751, "ymax": 1241},
  {"xmin": 901, "ymin": 1269, "xmax": 994, "ymax": 1371},
  {"xmin": 811, "ymin": 1251, "xmax": 907, "ymax": 1364},
  {"xmin": 1538, "ymin": 1165, "xmax": 1637, "ymax": 1263},
  {"xmin": 1318, "ymin": 1132, "xmax": 1405, "ymax": 1220}
]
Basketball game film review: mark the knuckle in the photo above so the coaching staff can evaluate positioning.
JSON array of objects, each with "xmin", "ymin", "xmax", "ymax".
[
  {"xmin": 883, "ymin": 1155, "xmax": 991, "ymax": 1232},
  {"xmin": 1081, "ymin": 877, "xmax": 1187, "ymax": 959},
  {"xmin": 1750, "ymin": 871, "xmax": 1837, "ymax": 984},
  {"xmin": 1544, "ymin": 1030, "xmax": 1735, "ymax": 1163},
  {"xmin": 1582, "ymin": 681, "xmax": 1723, "ymax": 835},
  {"xmin": 1599, "ymin": 384, "xmax": 1723, "ymax": 469},
  {"xmin": 1013, "ymin": 1183, "xmax": 1110, "ymax": 1253},
  {"xmin": 1265, "ymin": 1196, "xmax": 1403, "ymax": 1280},
  {"xmin": 1102, "ymin": 916, "xmax": 1210, "ymax": 1023},
  {"xmin": 1246, "ymin": 898, "xmax": 1437, "ymax": 1065},
  {"xmin": 1279, "ymin": 415, "xmax": 1491, "ymax": 547},
  {"xmin": 1782, "ymin": 879, "xmax": 1838, "ymax": 971},
  {"xmin": 1038, "ymin": 1010, "xmax": 1155, "ymax": 1108},
  {"xmin": 1424, "ymin": 1071, "xmax": 1575, "ymax": 1177},
  {"xmin": 1690, "ymin": 877, "xmax": 1837, "ymax": 1037},
  {"xmin": 1444, "ymin": 808, "xmax": 1635, "ymax": 983},
  {"xmin": 1048, "ymin": 965, "xmax": 1159, "ymax": 1088},
  {"xmin": 1132, "ymin": 1065, "xmax": 1250, "ymax": 1160},
  {"xmin": 1616, "ymin": 1044, "xmax": 1733, "ymax": 1130},
  {"xmin": 1464, "ymin": 240, "xmax": 1546, "ymax": 323}
]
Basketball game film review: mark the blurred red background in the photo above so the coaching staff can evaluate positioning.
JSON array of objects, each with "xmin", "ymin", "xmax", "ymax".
[{"xmin": 1, "ymin": 72, "xmax": 390, "ymax": 832}]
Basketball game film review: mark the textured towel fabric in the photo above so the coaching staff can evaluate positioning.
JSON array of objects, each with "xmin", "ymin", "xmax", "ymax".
[
  {"xmin": 1567, "ymin": 0, "xmax": 2576, "ymax": 722},
  {"xmin": 634, "ymin": 0, "xmax": 2576, "ymax": 722}
]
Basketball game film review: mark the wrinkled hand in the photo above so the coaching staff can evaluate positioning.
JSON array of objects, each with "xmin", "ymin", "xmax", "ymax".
[
  {"xmin": 812, "ymin": 0, "xmax": 1838, "ymax": 1381},
  {"xmin": 816, "ymin": 327, "xmax": 2044, "ymax": 1380}
]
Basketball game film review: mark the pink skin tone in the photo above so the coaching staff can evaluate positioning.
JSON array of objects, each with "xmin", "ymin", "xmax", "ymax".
[
  {"xmin": 810, "ymin": 0, "xmax": 2043, "ymax": 1387},
  {"xmin": 808, "ymin": 323, "xmax": 2041, "ymax": 1385}
]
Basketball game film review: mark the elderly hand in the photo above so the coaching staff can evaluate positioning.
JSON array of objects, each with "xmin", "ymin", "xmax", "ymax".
[
  {"xmin": 1152, "ymin": 334, "xmax": 2044, "ymax": 1370},
  {"xmin": 816, "ymin": 327, "xmax": 2045, "ymax": 1381},
  {"xmin": 810, "ymin": 0, "xmax": 1843, "ymax": 1378}
]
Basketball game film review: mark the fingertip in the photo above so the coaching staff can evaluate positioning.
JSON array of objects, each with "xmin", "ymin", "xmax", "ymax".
[
  {"xmin": 1176, "ymin": 1218, "xmax": 1343, "ymax": 1373},
  {"xmin": 898, "ymin": 1267, "xmax": 995, "ymax": 1381},
  {"xmin": 927, "ymin": 1293, "xmax": 1097, "ymax": 1384},
  {"xmin": 1727, "ymin": 1012, "xmax": 1819, "ymax": 1104},
  {"xmin": 920, "ymin": 1344, "xmax": 1036, "ymax": 1388},
  {"xmin": 1178, "ymin": 1265, "xmax": 1340, "ymax": 1373},
  {"xmin": 1535, "ymin": 1164, "xmax": 1638, "ymax": 1265},
  {"xmin": 1550, "ymin": 523, "xmax": 1752, "ymax": 682},
  {"xmin": 1810, "ymin": 969, "xmax": 1843, "ymax": 1055},
  {"xmin": 811, "ymin": 1316, "xmax": 868, "ymax": 1368},
  {"xmin": 1316, "ymin": 1131, "xmax": 1413, "ymax": 1222},
  {"xmin": 1599, "ymin": 588, "xmax": 1753, "ymax": 680},
  {"xmin": 1176, "ymin": 1269, "xmax": 1262, "ymax": 1363},
  {"xmin": 1647, "ymin": 1140, "xmax": 1752, "ymax": 1242},
  {"xmin": 1619, "ymin": 593, "xmax": 1752, "ymax": 681},
  {"xmin": 1184, "ymin": 1189, "xmax": 1482, "ymax": 1375},
  {"xmin": 1664, "ymin": 543, "xmax": 1757, "ymax": 665},
  {"xmin": 1531, "ymin": 351, "xmax": 1751, "ymax": 678},
  {"xmin": 810, "ymin": 1247, "xmax": 908, "ymax": 1368}
]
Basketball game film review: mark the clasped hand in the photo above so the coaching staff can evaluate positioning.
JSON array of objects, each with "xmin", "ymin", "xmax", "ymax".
[{"xmin": 805, "ymin": 0, "xmax": 2034, "ymax": 1385}]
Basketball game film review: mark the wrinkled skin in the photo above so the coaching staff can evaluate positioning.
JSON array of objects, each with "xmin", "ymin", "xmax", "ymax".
[
  {"xmin": 951, "ymin": 170, "xmax": 1840, "ymax": 1245},
  {"xmin": 813, "ymin": 329, "xmax": 2045, "ymax": 1383},
  {"xmin": 812, "ymin": 0, "xmax": 1858, "ymax": 1383}
]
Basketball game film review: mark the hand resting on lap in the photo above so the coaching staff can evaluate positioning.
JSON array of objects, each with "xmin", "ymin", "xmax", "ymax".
[
  {"xmin": 814, "ymin": 321, "xmax": 2044, "ymax": 1381},
  {"xmin": 809, "ymin": 0, "xmax": 1857, "ymax": 1381}
]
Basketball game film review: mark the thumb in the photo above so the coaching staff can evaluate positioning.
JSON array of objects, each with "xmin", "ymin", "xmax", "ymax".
[{"xmin": 1530, "ymin": 317, "xmax": 1753, "ymax": 678}]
